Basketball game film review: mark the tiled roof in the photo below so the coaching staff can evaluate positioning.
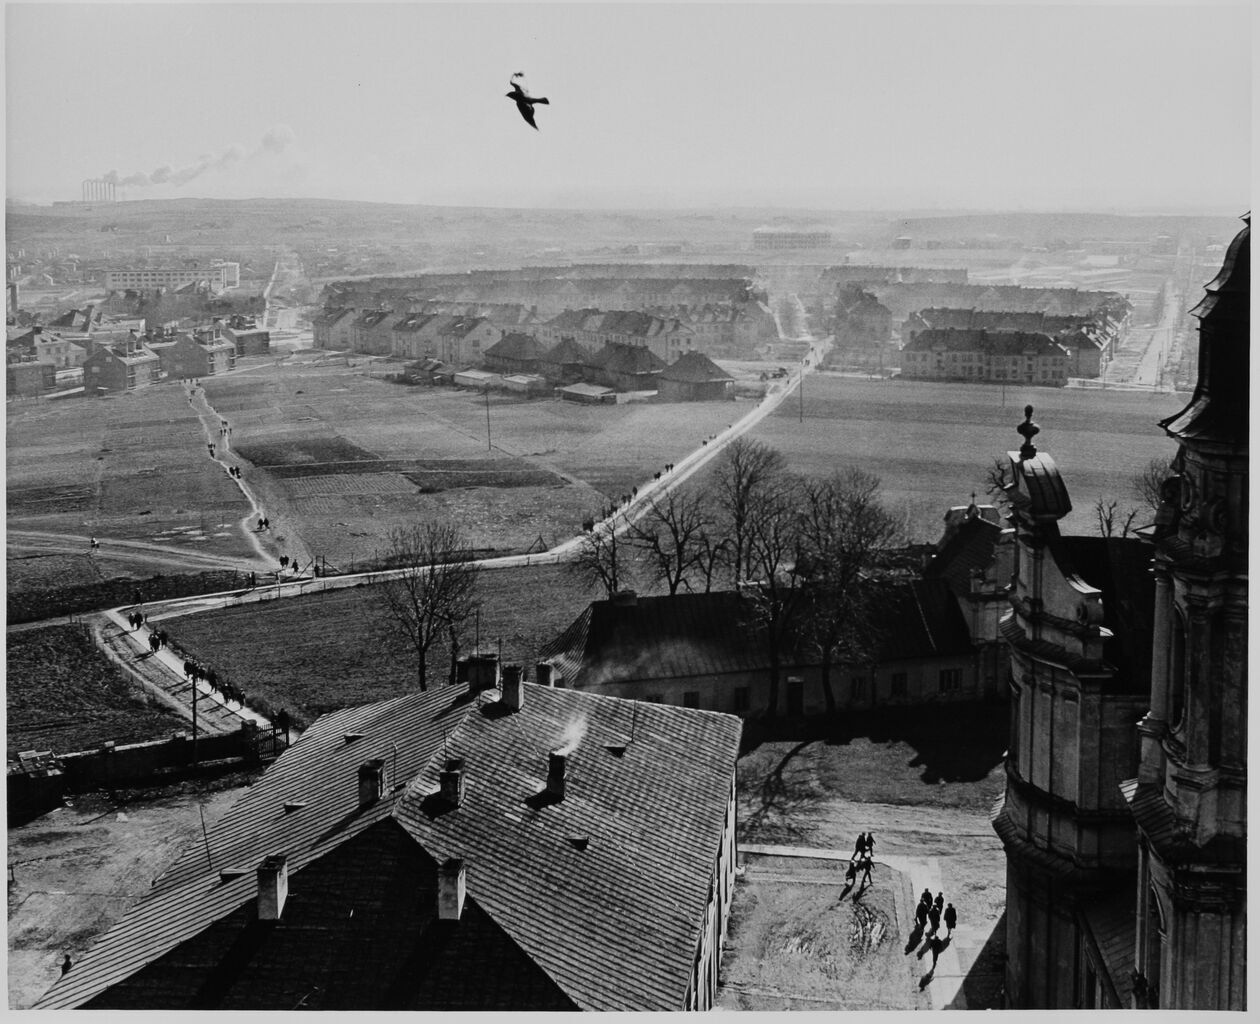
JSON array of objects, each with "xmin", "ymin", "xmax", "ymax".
[
  {"xmin": 541, "ymin": 337, "xmax": 593, "ymax": 364},
  {"xmin": 484, "ymin": 332, "xmax": 546, "ymax": 362},
  {"xmin": 660, "ymin": 351, "xmax": 732, "ymax": 383},
  {"xmin": 592, "ymin": 343, "xmax": 666, "ymax": 375},
  {"xmin": 1079, "ymin": 886, "xmax": 1136, "ymax": 1007},
  {"xmin": 924, "ymin": 513, "xmax": 1006, "ymax": 595},
  {"xmin": 36, "ymin": 684, "xmax": 741, "ymax": 1012},
  {"xmin": 903, "ymin": 328, "xmax": 1067, "ymax": 356},
  {"xmin": 313, "ymin": 306, "xmax": 355, "ymax": 327},
  {"xmin": 540, "ymin": 584, "xmax": 972, "ymax": 688}
]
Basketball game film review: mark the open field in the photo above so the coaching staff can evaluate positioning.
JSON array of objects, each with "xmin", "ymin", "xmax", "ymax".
[
  {"xmin": 739, "ymin": 374, "xmax": 1183, "ymax": 543},
  {"xmin": 6, "ymin": 624, "xmax": 189, "ymax": 757},
  {"xmin": 6, "ymin": 385, "xmax": 256, "ymax": 571},
  {"xmin": 200, "ymin": 359, "xmax": 742, "ymax": 567},
  {"xmin": 163, "ymin": 562, "xmax": 601, "ymax": 728}
]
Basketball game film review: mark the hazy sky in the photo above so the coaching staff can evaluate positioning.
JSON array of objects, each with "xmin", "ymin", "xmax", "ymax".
[{"xmin": 4, "ymin": 2, "xmax": 1252, "ymax": 210}]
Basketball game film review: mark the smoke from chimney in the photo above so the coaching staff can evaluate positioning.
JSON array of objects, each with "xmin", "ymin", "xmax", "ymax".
[
  {"xmin": 98, "ymin": 126, "xmax": 296, "ymax": 194},
  {"xmin": 554, "ymin": 715, "xmax": 588, "ymax": 757}
]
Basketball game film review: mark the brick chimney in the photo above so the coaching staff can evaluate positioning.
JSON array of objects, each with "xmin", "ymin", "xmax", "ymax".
[
  {"xmin": 501, "ymin": 664, "xmax": 524, "ymax": 711},
  {"xmin": 256, "ymin": 854, "xmax": 288, "ymax": 921},
  {"xmin": 439, "ymin": 758, "xmax": 465, "ymax": 806},
  {"xmin": 358, "ymin": 758, "xmax": 385, "ymax": 808},
  {"xmin": 438, "ymin": 858, "xmax": 466, "ymax": 921},
  {"xmin": 535, "ymin": 662, "xmax": 553, "ymax": 688},
  {"xmin": 547, "ymin": 752, "xmax": 567, "ymax": 800},
  {"xmin": 465, "ymin": 652, "xmax": 500, "ymax": 694}
]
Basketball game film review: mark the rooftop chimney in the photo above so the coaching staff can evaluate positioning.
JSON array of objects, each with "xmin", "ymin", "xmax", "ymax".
[
  {"xmin": 465, "ymin": 652, "xmax": 500, "ymax": 695},
  {"xmin": 358, "ymin": 759, "xmax": 386, "ymax": 808},
  {"xmin": 501, "ymin": 664, "xmax": 524, "ymax": 711},
  {"xmin": 535, "ymin": 662, "xmax": 554, "ymax": 688},
  {"xmin": 438, "ymin": 857, "xmax": 466, "ymax": 921},
  {"xmin": 256, "ymin": 853, "xmax": 289, "ymax": 921},
  {"xmin": 439, "ymin": 758, "xmax": 465, "ymax": 807},
  {"xmin": 547, "ymin": 751, "xmax": 567, "ymax": 800}
]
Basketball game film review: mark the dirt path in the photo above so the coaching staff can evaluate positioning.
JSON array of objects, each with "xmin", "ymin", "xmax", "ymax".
[
  {"xmin": 7, "ymin": 529, "xmax": 269, "ymax": 575},
  {"xmin": 7, "ymin": 784, "xmax": 246, "ymax": 1008}
]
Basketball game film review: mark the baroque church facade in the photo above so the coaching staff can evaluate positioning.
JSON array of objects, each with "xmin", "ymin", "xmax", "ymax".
[{"xmin": 992, "ymin": 215, "xmax": 1248, "ymax": 1009}]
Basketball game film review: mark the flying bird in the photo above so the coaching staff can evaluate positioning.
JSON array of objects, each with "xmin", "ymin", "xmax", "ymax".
[{"xmin": 507, "ymin": 72, "xmax": 549, "ymax": 131}]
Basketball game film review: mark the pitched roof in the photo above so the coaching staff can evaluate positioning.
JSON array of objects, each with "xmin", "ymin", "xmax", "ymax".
[
  {"xmin": 660, "ymin": 351, "xmax": 733, "ymax": 383},
  {"xmin": 591, "ymin": 342, "xmax": 666, "ymax": 375},
  {"xmin": 924, "ymin": 511, "xmax": 1006, "ymax": 594},
  {"xmin": 903, "ymin": 328, "xmax": 1067, "ymax": 356},
  {"xmin": 539, "ymin": 584, "xmax": 972, "ymax": 687},
  {"xmin": 36, "ymin": 684, "xmax": 741, "ymax": 1012},
  {"xmin": 540, "ymin": 336, "xmax": 592, "ymax": 364},
  {"xmin": 484, "ymin": 332, "xmax": 546, "ymax": 362}
]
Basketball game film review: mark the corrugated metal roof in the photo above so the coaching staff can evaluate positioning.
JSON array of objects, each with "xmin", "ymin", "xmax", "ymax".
[{"xmin": 36, "ymin": 685, "xmax": 741, "ymax": 1012}]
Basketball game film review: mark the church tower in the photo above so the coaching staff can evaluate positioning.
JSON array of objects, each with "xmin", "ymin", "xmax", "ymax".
[
  {"xmin": 1123, "ymin": 215, "xmax": 1248, "ymax": 1010},
  {"xmin": 991, "ymin": 407, "xmax": 1153, "ymax": 1008}
]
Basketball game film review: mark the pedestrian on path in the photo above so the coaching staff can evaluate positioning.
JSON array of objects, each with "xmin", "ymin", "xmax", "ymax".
[
  {"xmin": 944, "ymin": 903, "xmax": 957, "ymax": 937},
  {"xmin": 928, "ymin": 903, "xmax": 941, "ymax": 937},
  {"xmin": 934, "ymin": 892, "xmax": 944, "ymax": 912},
  {"xmin": 858, "ymin": 855, "xmax": 873, "ymax": 889},
  {"xmin": 852, "ymin": 833, "xmax": 865, "ymax": 861},
  {"xmin": 915, "ymin": 898, "xmax": 929, "ymax": 930},
  {"xmin": 921, "ymin": 888, "xmax": 932, "ymax": 907}
]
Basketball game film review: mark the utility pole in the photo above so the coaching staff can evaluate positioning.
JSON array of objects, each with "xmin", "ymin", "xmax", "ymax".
[
  {"xmin": 192, "ymin": 674, "xmax": 198, "ymax": 766},
  {"xmin": 484, "ymin": 389, "xmax": 492, "ymax": 451},
  {"xmin": 798, "ymin": 361, "xmax": 804, "ymax": 423}
]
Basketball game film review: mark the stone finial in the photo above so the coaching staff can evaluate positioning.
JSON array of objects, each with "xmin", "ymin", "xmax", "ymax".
[{"xmin": 1017, "ymin": 405, "xmax": 1040, "ymax": 460}]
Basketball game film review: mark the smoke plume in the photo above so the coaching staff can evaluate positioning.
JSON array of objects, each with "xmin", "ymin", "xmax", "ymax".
[
  {"xmin": 100, "ymin": 126, "xmax": 296, "ymax": 193},
  {"xmin": 554, "ymin": 715, "xmax": 589, "ymax": 757}
]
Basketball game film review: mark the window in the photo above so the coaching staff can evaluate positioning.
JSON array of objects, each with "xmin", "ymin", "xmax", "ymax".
[
  {"xmin": 851, "ymin": 676, "xmax": 867, "ymax": 701},
  {"xmin": 683, "ymin": 690, "xmax": 700, "ymax": 709},
  {"xmin": 938, "ymin": 668, "xmax": 961, "ymax": 693},
  {"xmin": 891, "ymin": 672, "xmax": 907, "ymax": 698},
  {"xmin": 733, "ymin": 687, "xmax": 750, "ymax": 713},
  {"xmin": 645, "ymin": 693, "xmax": 663, "ymax": 704}
]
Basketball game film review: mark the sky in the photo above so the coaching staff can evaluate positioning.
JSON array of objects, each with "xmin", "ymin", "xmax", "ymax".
[{"xmin": 3, "ymin": 2, "xmax": 1252, "ymax": 211}]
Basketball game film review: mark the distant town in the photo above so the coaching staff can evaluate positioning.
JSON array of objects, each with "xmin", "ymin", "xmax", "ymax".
[{"xmin": 7, "ymin": 197, "xmax": 1247, "ymax": 1012}]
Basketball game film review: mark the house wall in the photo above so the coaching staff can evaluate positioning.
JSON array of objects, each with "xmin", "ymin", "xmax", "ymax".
[{"xmin": 687, "ymin": 776, "xmax": 737, "ymax": 1011}]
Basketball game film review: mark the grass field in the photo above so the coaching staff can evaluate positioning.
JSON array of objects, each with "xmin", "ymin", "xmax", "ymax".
[
  {"xmin": 741, "ymin": 374, "xmax": 1183, "ymax": 543},
  {"xmin": 6, "ymin": 624, "xmax": 188, "ymax": 757},
  {"xmin": 6, "ymin": 386, "xmax": 256, "ymax": 571},
  {"xmin": 200, "ymin": 359, "xmax": 743, "ymax": 566},
  {"xmin": 163, "ymin": 562, "xmax": 602, "ymax": 728}
]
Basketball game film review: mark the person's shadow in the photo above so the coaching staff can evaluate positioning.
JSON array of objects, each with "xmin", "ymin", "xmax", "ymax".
[{"xmin": 904, "ymin": 922, "xmax": 924, "ymax": 954}]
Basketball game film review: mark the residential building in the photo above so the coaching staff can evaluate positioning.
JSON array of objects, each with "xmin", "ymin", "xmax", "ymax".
[
  {"xmin": 657, "ymin": 351, "xmax": 734, "ymax": 402},
  {"xmin": 349, "ymin": 309, "xmax": 396, "ymax": 355},
  {"xmin": 539, "ymin": 584, "xmax": 978, "ymax": 718},
  {"xmin": 82, "ymin": 338, "xmax": 161, "ymax": 392},
  {"xmin": 587, "ymin": 342, "xmax": 666, "ymax": 392},
  {"xmin": 390, "ymin": 312, "xmax": 438, "ymax": 360},
  {"xmin": 312, "ymin": 306, "xmax": 357, "ymax": 349},
  {"xmin": 436, "ymin": 316, "xmax": 501, "ymax": 367},
  {"xmin": 752, "ymin": 229, "xmax": 833, "ymax": 250},
  {"xmin": 6, "ymin": 360, "xmax": 55, "ymax": 397},
  {"xmin": 537, "ymin": 337, "xmax": 593, "ymax": 385},
  {"xmin": 104, "ymin": 262, "xmax": 240, "ymax": 292},
  {"xmin": 222, "ymin": 319, "xmax": 271, "ymax": 356},
  {"xmin": 35, "ymin": 677, "xmax": 741, "ymax": 1011},
  {"xmin": 900, "ymin": 329, "xmax": 1069, "ymax": 386},
  {"xmin": 531, "ymin": 309, "xmax": 695, "ymax": 365},
  {"xmin": 483, "ymin": 332, "xmax": 547, "ymax": 376},
  {"xmin": 152, "ymin": 331, "xmax": 237, "ymax": 379},
  {"xmin": 827, "ymin": 287, "xmax": 895, "ymax": 369}
]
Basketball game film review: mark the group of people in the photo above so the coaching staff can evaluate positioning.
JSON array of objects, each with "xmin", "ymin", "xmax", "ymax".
[
  {"xmin": 228, "ymin": 465, "xmax": 242, "ymax": 479},
  {"xmin": 846, "ymin": 831, "xmax": 876, "ymax": 888},
  {"xmin": 145, "ymin": 628, "xmax": 170, "ymax": 654},
  {"xmin": 183, "ymin": 659, "xmax": 247, "ymax": 708},
  {"xmin": 126, "ymin": 610, "xmax": 148, "ymax": 631},
  {"xmin": 256, "ymin": 515, "xmax": 271, "ymax": 531},
  {"xmin": 914, "ymin": 889, "xmax": 957, "ymax": 940}
]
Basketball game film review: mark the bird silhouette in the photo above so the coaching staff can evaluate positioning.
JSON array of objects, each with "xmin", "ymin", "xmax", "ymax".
[{"xmin": 507, "ymin": 73, "xmax": 549, "ymax": 130}]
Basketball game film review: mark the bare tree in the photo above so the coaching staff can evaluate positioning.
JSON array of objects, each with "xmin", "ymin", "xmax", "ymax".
[
  {"xmin": 1093, "ymin": 496, "xmax": 1139, "ymax": 539},
  {"xmin": 984, "ymin": 456, "xmax": 1012, "ymax": 511},
  {"xmin": 741, "ymin": 475, "xmax": 806, "ymax": 718},
  {"xmin": 796, "ymin": 470, "xmax": 900, "ymax": 714},
  {"xmin": 630, "ymin": 489, "xmax": 714, "ymax": 595},
  {"xmin": 569, "ymin": 506, "xmax": 634, "ymax": 598},
  {"xmin": 375, "ymin": 522, "xmax": 479, "ymax": 691},
  {"xmin": 714, "ymin": 437, "xmax": 786, "ymax": 585},
  {"xmin": 1132, "ymin": 456, "xmax": 1171, "ymax": 516},
  {"xmin": 695, "ymin": 531, "xmax": 731, "ymax": 594}
]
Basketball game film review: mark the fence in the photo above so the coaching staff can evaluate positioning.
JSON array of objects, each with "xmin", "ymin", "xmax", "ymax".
[{"xmin": 7, "ymin": 722, "xmax": 289, "ymax": 824}]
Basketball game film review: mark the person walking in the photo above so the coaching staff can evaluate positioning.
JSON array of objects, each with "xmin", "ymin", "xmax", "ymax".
[
  {"xmin": 928, "ymin": 902, "xmax": 942, "ymax": 937},
  {"xmin": 852, "ymin": 833, "xmax": 866, "ymax": 861},
  {"xmin": 915, "ymin": 897, "xmax": 929, "ymax": 930},
  {"xmin": 944, "ymin": 903, "xmax": 957, "ymax": 938},
  {"xmin": 864, "ymin": 831, "xmax": 876, "ymax": 858},
  {"xmin": 921, "ymin": 888, "xmax": 932, "ymax": 908},
  {"xmin": 858, "ymin": 854, "xmax": 873, "ymax": 889}
]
